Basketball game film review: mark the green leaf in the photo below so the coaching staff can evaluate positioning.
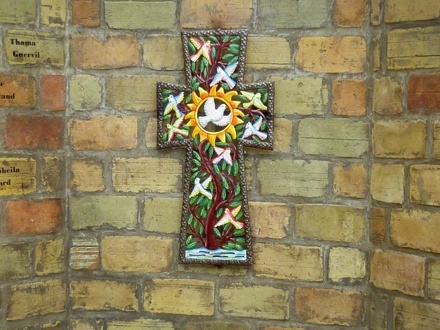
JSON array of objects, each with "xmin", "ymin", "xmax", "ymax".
[
  {"xmin": 235, "ymin": 94, "xmax": 248, "ymax": 102},
  {"xmin": 209, "ymin": 36, "xmax": 219, "ymax": 43},
  {"xmin": 262, "ymin": 92, "xmax": 268, "ymax": 103},
  {"xmin": 162, "ymin": 133, "xmax": 168, "ymax": 142},
  {"xmin": 221, "ymin": 176, "xmax": 229, "ymax": 189},
  {"xmin": 188, "ymin": 41, "xmax": 196, "ymax": 54},
  {"xmin": 234, "ymin": 183, "xmax": 241, "ymax": 195},
  {"xmin": 200, "ymin": 58, "xmax": 206, "ymax": 75},
  {"xmin": 232, "ymin": 161, "xmax": 239, "ymax": 176},
  {"xmin": 200, "ymin": 207, "xmax": 207, "ymax": 218},
  {"xmin": 191, "ymin": 61, "xmax": 196, "ymax": 73},
  {"xmin": 234, "ymin": 244, "xmax": 244, "ymax": 251},
  {"xmin": 222, "ymin": 188, "xmax": 227, "ymax": 200},
  {"xmin": 216, "ymin": 207, "xmax": 224, "ymax": 218},
  {"xmin": 235, "ymin": 210, "xmax": 243, "ymax": 220},
  {"xmin": 235, "ymin": 237, "xmax": 245, "ymax": 244},
  {"xmin": 198, "ymin": 224, "xmax": 204, "ymax": 235},
  {"xmin": 226, "ymin": 133, "xmax": 232, "ymax": 143},
  {"xmin": 192, "ymin": 158, "xmax": 201, "ymax": 167},
  {"xmin": 222, "ymin": 53, "xmax": 235, "ymax": 62},
  {"xmin": 211, "ymin": 47, "xmax": 217, "ymax": 60},
  {"xmin": 223, "ymin": 35, "xmax": 230, "ymax": 42},
  {"xmin": 213, "ymin": 164, "xmax": 220, "ymax": 174},
  {"xmin": 186, "ymin": 242, "xmax": 197, "ymax": 250},
  {"xmin": 188, "ymin": 214, "xmax": 194, "ymax": 226},
  {"xmin": 221, "ymin": 161, "xmax": 227, "ymax": 171},
  {"xmin": 221, "ymin": 82, "xmax": 230, "ymax": 91},
  {"xmin": 214, "ymin": 227, "xmax": 221, "ymax": 237},
  {"xmin": 193, "ymin": 151, "xmax": 201, "ymax": 161},
  {"xmin": 229, "ymin": 200, "xmax": 241, "ymax": 208},
  {"xmin": 230, "ymin": 36, "xmax": 241, "ymax": 43},
  {"xmin": 233, "ymin": 228, "xmax": 244, "ymax": 236},
  {"xmin": 189, "ymin": 195, "xmax": 198, "ymax": 205},
  {"xmin": 185, "ymin": 93, "xmax": 192, "ymax": 103},
  {"xmin": 186, "ymin": 235, "xmax": 193, "ymax": 245},
  {"xmin": 261, "ymin": 120, "xmax": 267, "ymax": 131},
  {"xmin": 228, "ymin": 44, "xmax": 240, "ymax": 55}
]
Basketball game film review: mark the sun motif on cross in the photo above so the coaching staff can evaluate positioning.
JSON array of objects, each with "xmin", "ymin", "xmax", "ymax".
[{"xmin": 184, "ymin": 84, "xmax": 245, "ymax": 146}]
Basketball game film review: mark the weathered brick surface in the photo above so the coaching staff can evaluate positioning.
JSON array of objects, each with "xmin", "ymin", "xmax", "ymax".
[
  {"xmin": 144, "ymin": 197, "xmax": 182, "ymax": 234},
  {"xmin": 373, "ymin": 120, "xmax": 426, "ymax": 158},
  {"xmin": 35, "ymin": 238, "xmax": 65, "ymax": 276},
  {"xmin": 298, "ymin": 118, "xmax": 368, "ymax": 157},
  {"xmin": 373, "ymin": 77, "xmax": 403, "ymax": 115},
  {"xmin": 384, "ymin": 0, "xmax": 440, "ymax": 23},
  {"xmin": 394, "ymin": 298, "xmax": 440, "ymax": 330},
  {"xmin": 408, "ymin": 73, "xmax": 440, "ymax": 113},
  {"xmin": 144, "ymin": 279, "xmax": 214, "ymax": 316},
  {"xmin": 0, "ymin": 0, "xmax": 35, "ymax": 24},
  {"xmin": 5, "ymin": 115, "xmax": 63, "ymax": 150},
  {"xmin": 246, "ymin": 36, "xmax": 291, "ymax": 70},
  {"xmin": 258, "ymin": 160, "xmax": 328, "ymax": 198},
  {"xmin": 72, "ymin": 0, "xmax": 99, "ymax": 27},
  {"xmin": 182, "ymin": 322, "xmax": 249, "ymax": 330},
  {"xmin": 333, "ymin": 163, "xmax": 367, "ymax": 198},
  {"xmin": 6, "ymin": 199, "xmax": 62, "ymax": 235},
  {"xmin": 388, "ymin": 27, "xmax": 440, "ymax": 69},
  {"xmin": 295, "ymin": 287, "xmax": 364, "ymax": 326},
  {"xmin": 144, "ymin": 35, "xmax": 183, "ymax": 70},
  {"xmin": 70, "ymin": 159, "xmax": 104, "ymax": 192},
  {"xmin": 69, "ymin": 75, "xmax": 101, "ymax": 110},
  {"xmin": 253, "ymin": 243, "xmax": 323, "ymax": 281},
  {"xmin": 391, "ymin": 209, "xmax": 440, "ymax": 254},
  {"xmin": 249, "ymin": 202, "xmax": 289, "ymax": 238},
  {"xmin": 7, "ymin": 280, "xmax": 66, "ymax": 320},
  {"xmin": 296, "ymin": 36, "xmax": 366, "ymax": 73},
  {"xmin": 0, "ymin": 244, "xmax": 31, "ymax": 280},
  {"xmin": 329, "ymin": 247, "xmax": 366, "ymax": 282},
  {"xmin": 101, "ymin": 236, "xmax": 173, "ymax": 272},
  {"xmin": 107, "ymin": 319, "xmax": 174, "ymax": 330},
  {"xmin": 220, "ymin": 284, "xmax": 288, "ymax": 320},
  {"xmin": 0, "ymin": 73, "xmax": 36, "ymax": 108},
  {"xmin": 333, "ymin": 0, "xmax": 366, "ymax": 27},
  {"xmin": 70, "ymin": 319, "xmax": 104, "ymax": 330},
  {"xmin": 0, "ymin": 158, "xmax": 37, "ymax": 196},
  {"xmin": 41, "ymin": 75, "xmax": 65, "ymax": 110},
  {"xmin": 41, "ymin": 0, "xmax": 66, "ymax": 27},
  {"xmin": 371, "ymin": 164, "xmax": 404, "ymax": 204},
  {"xmin": 42, "ymin": 157, "xmax": 63, "ymax": 193},
  {"xmin": 180, "ymin": 0, "xmax": 252, "ymax": 29},
  {"xmin": 370, "ymin": 293, "xmax": 389, "ymax": 330},
  {"xmin": 371, "ymin": 208, "xmax": 386, "ymax": 245},
  {"xmin": 70, "ymin": 237, "xmax": 99, "ymax": 271},
  {"xmin": 332, "ymin": 79, "xmax": 366, "ymax": 116},
  {"xmin": 370, "ymin": 250, "xmax": 425, "ymax": 296},
  {"xmin": 410, "ymin": 165, "xmax": 440, "ymax": 206},
  {"xmin": 428, "ymin": 260, "xmax": 440, "ymax": 301},
  {"xmin": 273, "ymin": 117, "xmax": 293, "ymax": 152},
  {"xmin": 69, "ymin": 116, "xmax": 137, "ymax": 150},
  {"xmin": 105, "ymin": 1, "xmax": 175, "ymax": 30},
  {"xmin": 295, "ymin": 204, "xmax": 365, "ymax": 243},
  {"xmin": 70, "ymin": 280, "xmax": 138, "ymax": 311},
  {"xmin": 70, "ymin": 196, "xmax": 137, "ymax": 229},
  {"xmin": 71, "ymin": 35, "xmax": 140, "ymax": 69}
]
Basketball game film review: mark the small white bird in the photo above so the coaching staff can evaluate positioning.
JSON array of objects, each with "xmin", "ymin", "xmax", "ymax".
[
  {"xmin": 189, "ymin": 176, "xmax": 213, "ymax": 200},
  {"xmin": 212, "ymin": 147, "xmax": 233, "ymax": 166},
  {"xmin": 198, "ymin": 98, "xmax": 231, "ymax": 128},
  {"xmin": 242, "ymin": 116, "xmax": 267, "ymax": 140},
  {"xmin": 240, "ymin": 91, "xmax": 267, "ymax": 111},
  {"xmin": 166, "ymin": 116, "xmax": 189, "ymax": 141},
  {"xmin": 210, "ymin": 62, "xmax": 238, "ymax": 89},
  {"xmin": 189, "ymin": 38, "xmax": 212, "ymax": 65},
  {"xmin": 164, "ymin": 92, "xmax": 184, "ymax": 118},
  {"xmin": 214, "ymin": 206, "xmax": 243, "ymax": 229}
]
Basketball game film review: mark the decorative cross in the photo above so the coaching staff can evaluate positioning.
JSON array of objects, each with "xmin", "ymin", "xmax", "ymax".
[{"xmin": 157, "ymin": 29, "xmax": 274, "ymax": 265}]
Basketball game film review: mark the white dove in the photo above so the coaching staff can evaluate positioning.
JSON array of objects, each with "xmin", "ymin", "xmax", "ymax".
[
  {"xmin": 212, "ymin": 147, "xmax": 233, "ymax": 166},
  {"xmin": 209, "ymin": 62, "xmax": 238, "ymax": 89},
  {"xmin": 242, "ymin": 116, "xmax": 267, "ymax": 140},
  {"xmin": 198, "ymin": 98, "xmax": 231, "ymax": 128},
  {"xmin": 189, "ymin": 176, "xmax": 213, "ymax": 200},
  {"xmin": 214, "ymin": 206, "xmax": 243, "ymax": 229},
  {"xmin": 240, "ymin": 91, "xmax": 267, "ymax": 111},
  {"xmin": 163, "ymin": 92, "xmax": 184, "ymax": 118},
  {"xmin": 166, "ymin": 116, "xmax": 189, "ymax": 141}
]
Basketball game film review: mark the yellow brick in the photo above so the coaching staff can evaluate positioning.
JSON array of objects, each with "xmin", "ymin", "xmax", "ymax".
[
  {"xmin": 254, "ymin": 243, "xmax": 323, "ymax": 281},
  {"xmin": 329, "ymin": 247, "xmax": 366, "ymax": 282},
  {"xmin": 295, "ymin": 204, "xmax": 365, "ymax": 243},
  {"xmin": 0, "ymin": 0, "xmax": 35, "ymax": 24},
  {"xmin": 70, "ymin": 280, "xmax": 138, "ymax": 311},
  {"xmin": 296, "ymin": 36, "xmax": 366, "ymax": 73},
  {"xmin": 145, "ymin": 117, "xmax": 157, "ymax": 148},
  {"xmin": 220, "ymin": 284, "xmax": 289, "ymax": 320},
  {"xmin": 113, "ymin": 157, "xmax": 182, "ymax": 193},
  {"xmin": 101, "ymin": 236, "xmax": 173, "ymax": 272},
  {"xmin": 178, "ymin": 263, "xmax": 246, "ymax": 276},
  {"xmin": 35, "ymin": 238, "xmax": 65, "ymax": 276},
  {"xmin": 41, "ymin": 0, "xmax": 66, "ymax": 27},
  {"xmin": 331, "ymin": 79, "xmax": 367, "ymax": 116},
  {"xmin": 371, "ymin": 0, "xmax": 381, "ymax": 25},
  {"xmin": 333, "ymin": 163, "xmax": 367, "ymax": 198},
  {"xmin": 70, "ymin": 237, "xmax": 99, "ymax": 271},
  {"xmin": 70, "ymin": 159, "xmax": 104, "ymax": 192},
  {"xmin": 385, "ymin": 0, "xmax": 440, "ymax": 23},
  {"xmin": 70, "ymin": 319, "xmax": 104, "ymax": 330},
  {"xmin": 0, "ymin": 73, "xmax": 36, "ymax": 108},
  {"xmin": 107, "ymin": 319, "xmax": 174, "ymax": 330},
  {"xmin": 428, "ymin": 260, "xmax": 440, "ymax": 300},
  {"xmin": 388, "ymin": 27, "xmax": 440, "ymax": 69},
  {"xmin": 249, "ymin": 202, "xmax": 289, "ymax": 238},
  {"xmin": 373, "ymin": 35, "xmax": 381, "ymax": 71},
  {"xmin": 246, "ymin": 36, "xmax": 291, "ymax": 69},
  {"xmin": 394, "ymin": 298, "xmax": 440, "ymax": 328},
  {"xmin": 0, "ymin": 158, "xmax": 36, "ymax": 196},
  {"xmin": 144, "ymin": 279, "xmax": 214, "ymax": 316},
  {"xmin": 144, "ymin": 35, "xmax": 183, "ymax": 70},
  {"xmin": 7, "ymin": 280, "xmax": 65, "ymax": 320},
  {"xmin": 333, "ymin": 0, "xmax": 366, "ymax": 27},
  {"xmin": 144, "ymin": 197, "xmax": 182, "ymax": 234},
  {"xmin": 0, "ymin": 244, "xmax": 31, "ymax": 280},
  {"xmin": 182, "ymin": 322, "xmax": 250, "ymax": 330},
  {"xmin": 373, "ymin": 77, "xmax": 403, "ymax": 115},
  {"xmin": 370, "ymin": 293, "xmax": 389, "ymax": 330},
  {"xmin": 391, "ymin": 209, "xmax": 440, "ymax": 254},
  {"xmin": 371, "ymin": 164, "xmax": 404, "ymax": 204},
  {"xmin": 70, "ymin": 75, "xmax": 101, "ymax": 110},
  {"xmin": 5, "ymin": 30, "xmax": 64, "ymax": 67},
  {"xmin": 104, "ymin": 1, "xmax": 175, "ymax": 29},
  {"xmin": 42, "ymin": 157, "xmax": 63, "ymax": 193},
  {"xmin": 370, "ymin": 250, "xmax": 425, "ymax": 296},
  {"xmin": 410, "ymin": 165, "xmax": 440, "ymax": 206},
  {"xmin": 272, "ymin": 117, "xmax": 292, "ymax": 152}
]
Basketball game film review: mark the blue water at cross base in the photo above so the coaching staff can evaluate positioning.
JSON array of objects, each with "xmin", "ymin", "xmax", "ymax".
[{"xmin": 186, "ymin": 247, "xmax": 246, "ymax": 261}]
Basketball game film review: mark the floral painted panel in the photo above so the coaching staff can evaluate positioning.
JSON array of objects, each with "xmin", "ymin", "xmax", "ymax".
[{"xmin": 157, "ymin": 30, "xmax": 274, "ymax": 265}]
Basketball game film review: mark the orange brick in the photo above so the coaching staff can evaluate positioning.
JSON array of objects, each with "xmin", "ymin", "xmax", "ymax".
[
  {"xmin": 6, "ymin": 199, "xmax": 62, "ymax": 235},
  {"xmin": 295, "ymin": 287, "xmax": 364, "ymax": 326},
  {"xmin": 408, "ymin": 72, "xmax": 440, "ymax": 114},
  {"xmin": 332, "ymin": 79, "xmax": 366, "ymax": 116},
  {"xmin": 41, "ymin": 75, "xmax": 65, "ymax": 111},
  {"xmin": 72, "ymin": 0, "xmax": 99, "ymax": 27},
  {"xmin": 370, "ymin": 250, "xmax": 425, "ymax": 296},
  {"xmin": 0, "ymin": 73, "xmax": 36, "ymax": 108},
  {"xmin": 370, "ymin": 208, "xmax": 385, "ymax": 245},
  {"xmin": 333, "ymin": 163, "xmax": 367, "ymax": 198},
  {"xmin": 333, "ymin": 0, "xmax": 366, "ymax": 27},
  {"xmin": 69, "ymin": 116, "xmax": 137, "ymax": 150},
  {"xmin": 71, "ymin": 35, "xmax": 140, "ymax": 69},
  {"xmin": 5, "ymin": 115, "xmax": 63, "ymax": 150}
]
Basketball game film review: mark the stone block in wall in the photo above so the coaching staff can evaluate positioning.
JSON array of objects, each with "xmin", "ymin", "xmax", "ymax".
[
  {"xmin": 144, "ymin": 279, "xmax": 214, "ymax": 316},
  {"xmin": 428, "ymin": 260, "xmax": 440, "ymax": 301},
  {"xmin": 258, "ymin": 160, "xmax": 328, "ymax": 198},
  {"xmin": 371, "ymin": 164, "xmax": 404, "ymax": 204},
  {"xmin": 0, "ymin": 0, "xmax": 35, "ymax": 24},
  {"xmin": 332, "ymin": 79, "xmax": 367, "ymax": 116},
  {"xmin": 72, "ymin": 0, "xmax": 100, "ymax": 27},
  {"xmin": 408, "ymin": 72, "xmax": 440, "ymax": 113},
  {"xmin": 249, "ymin": 202, "xmax": 289, "ymax": 238},
  {"xmin": 180, "ymin": 0, "xmax": 252, "ymax": 29},
  {"xmin": 370, "ymin": 208, "xmax": 386, "ymax": 245},
  {"xmin": 258, "ymin": 0, "xmax": 328, "ymax": 29},
  {"xmin": 0, "ymin": 73, "xmax": 36, "ymax": 108},
  {"xmin": 384, "ymin": 0, "xmax": 440, "ymax": 23},
  {"xmin": 41, "ymin": 75, "xmax": 65, "ymax": 111},
  {"xmin": 70, "ymin": 280, "xmax": 137, "ymax": 311},
  {"xmin": 373, "ymin": 77, "xmax": 403, "ymax": 115},
  {"xmin": 41, "ymin": 0, "xmax": 66, "ymax": 27},
  {"xmin": 388, "ymin": 27, "xmax": 440, "ymax": 70},
  {"xmin": 112, "ymin": 157, "xmax": 182, "ymax": 193},
  {"xmin": 246, "ymin": 36, "xmax": 291, "ymax": 70},
  {"xmin": 273, "ymin": 118, "xmax": 293, "ymax": 152},
  {"xmin": 101, "ymin": 236, "xmax": 173, "ymax": 273},
  {"xmin": 333, "ymin": 163, "xmax": 367, "ymax": 198},
  {"xmin": 69, "ymin": 75, "xmax": 101, "ymax": 110},
  {"xmin": 42, "ymin": 157, "xmax": 63, "ymax": 193},
  {"xmin": 144, "ymin": 197, "xmax": 182, "ymax": 234},
  {"xmin": 35, "ymin": 238, "xmax": 65, "ymax": 276},
  {"xmin": 391, "ymin": 209, "xmax": 440, "ymax": 254},
  {"xmin": 71, "ymin": 35, "xmax": 140, "ymax": 69},
  {"xmin": 0, "ymin": 244, "xmax": 31, "ymax": 280},
  {"xmin": 182, "ymin": 321, "xmax": 249, "ymax": 330},
  {"xmin": 7, "ymin": 280, "xmax": 66, "ymax": 320},
  {"xmin": 298, "ymin": 118, "xmax": 368, "ymax": 157},
  {"xmin": 296, "ymin": 36, "xmax": 366, "ymax": 73},
  {"xmin": 143, "ymin": 35, "xmax": 183, "ymax": 70},
  {"xmin": 253, "ymin": 243, "xmax": 323, "ymax": 281},
  {"xmin": 329, "ymin": 247, "xmax": 366, "ymax": 282},
  {"xmin": 107, "ymin": 319, "xmax": 174, "ymax": 330},
  {"xmin": 370, "ymin": 250, "xmax": 425, "ymax": 297},
  {"xmin": 370, "ymin": 293, "xmax": 389, "ymax": 330},
  {"xmin": 295, "ymin": 204, "xmax": 365, "ymax": 243},
  {"xmin": 219, "ymin": 284, "xmax": 288, "ymax": 320},
  {"xmin": 70, "ymin": 237, "xmax": 99, "ymax": 271},
  {"xmin": 410, "ymin": 165, "xmax": 440, "ymax": 206},
  {"xmin": 394, "ymin": 298, "xmax": 440, "ymax": 329},
  {"xmin": 295, "ymin": 287, "xmax": 364, "ymax": 326},
  {"xmin": 104, "ymin": 1, "xmax": 175, "ymax": 30},
  {"xmin": 70, "ymin": 159, "xmax": 104, "ymax": 192},
  {"xmin": 0, "ymin": 158, "xmax": 36, "ymax": 196},
  {"xmin": 70, "ymin": 196, "xmax": 137, "ymax": 230},
  {"xmin": 333, "ymin": 0, "xmax": 366, "ymax": 27}
]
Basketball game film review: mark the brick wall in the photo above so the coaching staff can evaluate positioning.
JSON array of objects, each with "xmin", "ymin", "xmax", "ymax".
[{"xmin": 0, "ymin": 0, "xmax": 439, "ymax": 329}]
